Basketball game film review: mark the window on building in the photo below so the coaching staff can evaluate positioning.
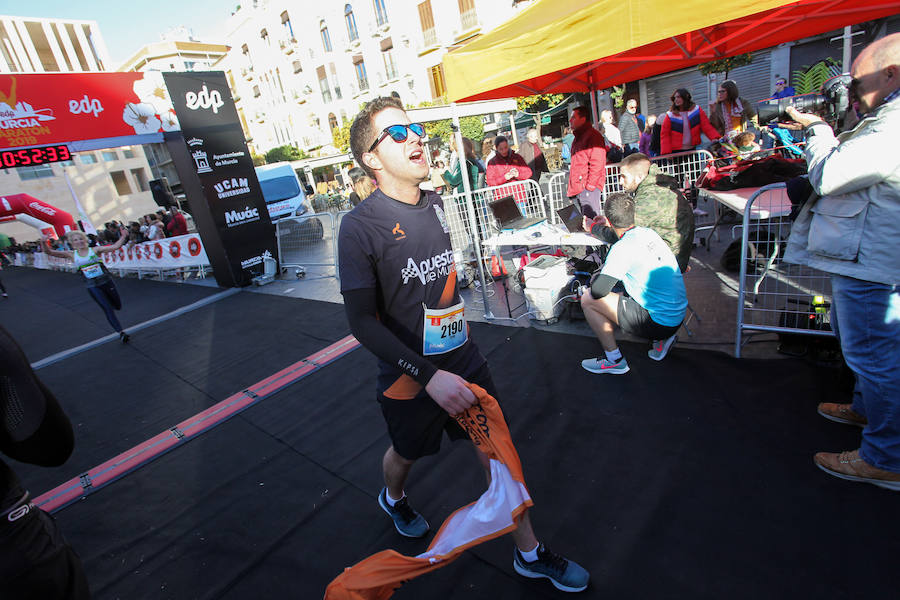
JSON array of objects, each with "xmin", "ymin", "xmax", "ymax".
[
  {"xmin": 293, "ymin": 59, "xmax": 302, "ymax": 73},
  {"xmin": 281, "ymin": 11, "xmax": 294, "ymax": 39},
  {"xmin": 123, "ymin": 148, "xmax": 136, "ymax": 159},
  {"xmin": 458, "ymin": 0, "xmax": 478, "ymax": 30},
  {"xmin": 382, "ymin": 38, "xmax": 398, "ymax": 80},
  {"xmin": 418, "ymin": 1, "xmax": 437, "ymax": 47},
  {"xmin": 110, "ymin": 170, "xmax": 132, "ymax": 195},
  {"xmin": 253, "ymin": 85, "xmax": 261, "ymax": 98},
  {"xmin": 131, "ymin": 168, "xmax": 149, "ymax": 192},
  {"xmin": 374, "ymin": 0, "xmax": 389, "ymax": 27},
  {"xmin": 261, "ymin": 28, "xmax": 270, "ymax": 47},
  {"xmin": 330, "ymin": 63, "xmax": 342, "ymax": 99},
  {"xmin": 79, "ymin": 153, "xmax": 98, "ymax": 164},
  {"xmin": 354, "ymin": 60, "xmax": 369, "ymax": 92},
  {"xmin": 320, "ymin": 21, "xmax": 332, "ymax": 53},
  {"xmin": 317, "ymin": 66, "xmax": 332, "ymax": 103},
  {"xmin": 17, "ymin": 164, "xmax": 54, "ymax": 181},
  {"xmin": 345, "ymin": 5, "xmax": 359, "ymax": 42},
  {"xmin": 242, "ymin": 43, "xmax": 251, "ymax": 67},
  {"xmin": 428, "ymin": 64, "xmax": 446, "ymax": 99},
  {"xmin": 328, "ymin": 113, "xmax": 339, "ymax": 130},
  {"xmin": 101, "ymin": 150, "xmax": 118, "ymax": 161}
]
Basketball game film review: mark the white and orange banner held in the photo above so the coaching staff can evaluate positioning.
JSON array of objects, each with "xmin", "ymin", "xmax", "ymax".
[
  {"xmin": 101, "ymin": 233, "xmax": 209, "ymax": 270},
  {"xmin": 324, "ymin": 385, "xmax": 533, "ymax": 600}
]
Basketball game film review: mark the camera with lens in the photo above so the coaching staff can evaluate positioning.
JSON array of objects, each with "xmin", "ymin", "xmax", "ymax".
[{"xmin": 756, "ymin": 74, "xmax": 854, "ymax": 128}]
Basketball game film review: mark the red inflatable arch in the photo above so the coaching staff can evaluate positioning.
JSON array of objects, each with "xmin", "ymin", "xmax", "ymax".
[{"xmin": 0, "ymin": 193, "xmax": 77, "ymax": 238}]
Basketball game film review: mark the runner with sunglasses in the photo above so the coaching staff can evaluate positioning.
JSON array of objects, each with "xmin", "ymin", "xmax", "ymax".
[{"xmin": 338, "ymin": 96, "xmax": 589, "ymax": 593}]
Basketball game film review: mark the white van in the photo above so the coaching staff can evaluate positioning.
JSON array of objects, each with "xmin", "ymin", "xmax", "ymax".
[{"xmin": 254, "ymin": 162, "xmax": 322, "ymax": 239}]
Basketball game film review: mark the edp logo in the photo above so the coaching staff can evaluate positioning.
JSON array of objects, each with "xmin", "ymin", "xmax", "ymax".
[
  {"xmin": 69, "ymin": 95, "xmax": 104, "ymax": 117},
  {"xmin": 185, "ymin": 85, "xmax": 224, "ymax": 114}
]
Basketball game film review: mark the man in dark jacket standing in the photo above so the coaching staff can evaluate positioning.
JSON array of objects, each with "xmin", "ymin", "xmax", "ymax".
[
  {"xmin": 518, "ymin": 128, "xmax": 548, "ymax": 183},
  {"xmin": 566, "ymin": 106, "xmax": 606, "ymax": 218},
  {"xmin": 618, "ymin": 99, "xmax": 645, "ymax": 156}
]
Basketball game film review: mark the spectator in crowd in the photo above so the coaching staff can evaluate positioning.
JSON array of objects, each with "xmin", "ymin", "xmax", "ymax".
[
  {"xmin": 566, "ymin": 106, "xmax": 607, "ymax": 218},
  {"xmin": 145, "ymin": 215, "xmax": 165, "ymax": 241},
  {"xmin": 348, "ymin": 166, "xmax": 376, "ymax": 207},
  {"xmin": 639, "ymin": 115, "xmax": 657, "ymax": 157},
  {"xmin": 588, "ymin": 153, "xmax": 695, "ymax": 273},
  {"xmin": 600, "ymin": 109, "xmax": 623, "ymax": 162},
  {"xmin": 709, "ymin": 79, "xmax": 757, "ymax": 141},
  {"xmin": 167, "ymin": 207, "xmax": 187, "ymax": 237},
  {"xmin": 518, "ymin": 128, "xmax": 548, "ymax": 183},
  {"xmin": 731, "ymin": 131, "xmax": 761, "ymax": 158},
  {"xmin": 486, "ymin": 136, "xmax": 532, "ymax": 187},
  {"xmin": 770, "ymin": 76, "xmax": 796, "ymax": 99},
  {"xmin": 561, "ymin": 126, "xmax": 575, "ymax": 167},
  {"xmin": 443, "ymin": 136, "xmax": 485, "ymax": 193},
  {"xmin": 660, "ymin": 88, "xmax": 722, "ymax": 155},
  {"xmin": 0, "ymin": 325, "xmax": 90, "ymax": 598},
  {"xmin": 480, "ymin": 137, "xmax": 495, "ymax": 169},
  {"xmin": 784, "ymin": 32, "xmax": 900, "ymax": 491},
  {"xmin": 619, "ymin": 99, "xmax": 646, "ymax": 156},
  {"xmin": 127, "ymin": 221, "xmax": 145, "ymax": 246},
  {"xmin": 579, "ymin": 192, "xmax": 687, "ymax": 374},
  {"xmin": 650, "ymin": 112, "xmax": 666, "ymax": 156},
  {"xmin": 156, "ymin": 210, "xmax": 170, "ymax": 234},
  {"xmin": 0, "ymin": 260, "xmax": 7, "ymax": 298}
]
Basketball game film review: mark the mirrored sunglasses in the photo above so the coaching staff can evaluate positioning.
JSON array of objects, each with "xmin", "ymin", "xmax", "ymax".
[{"xmin": 368, "ymin": 123, "xmax": 426, "ymax": 152}]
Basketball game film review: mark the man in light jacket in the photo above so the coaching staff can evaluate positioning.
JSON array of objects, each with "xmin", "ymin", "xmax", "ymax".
[
  {"xmin": 784, "ymin": 33, "xmax": 900, "ymax": 491},
  {"xmin": 566, "ymin": 106, "xmax": 607, "ymax": 218}
]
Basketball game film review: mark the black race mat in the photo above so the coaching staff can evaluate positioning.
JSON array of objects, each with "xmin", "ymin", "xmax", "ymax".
[
  {"xmin": 18, "ymin": 315, "xmax": 898, "ymax": 599},
  {"xmin": 0, "ymin": 266, "xmax": 224, "ymax": 361}
]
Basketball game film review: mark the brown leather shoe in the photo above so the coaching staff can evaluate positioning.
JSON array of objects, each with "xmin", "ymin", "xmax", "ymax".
[
  {"xmin": 817, "ymin": 402, "xmax": 867, "ymax": 427},
  {"xmin": 814, "ymin": 449, "xmax": 900, "ymax": 491}
]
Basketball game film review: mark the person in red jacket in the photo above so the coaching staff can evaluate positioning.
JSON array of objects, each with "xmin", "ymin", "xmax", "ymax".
[
  {"xmin": 566, "ymin": 106, "xmax": 607, "ymax": 218},
  {"xmin": 659, "ymin": 88, "xmax": 722, "ymax": 155},
  {"xmin": 166, "ymin": 206, "xmax": 188, "ymax": 237},
  {"xmin": 485, "ymin": 136, "xmax": 532, "ymax": 187}
]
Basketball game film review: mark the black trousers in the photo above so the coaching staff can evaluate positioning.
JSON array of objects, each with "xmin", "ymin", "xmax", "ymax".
[{"xmin": 0, "ymin": 506, "xmax": 90, "ymax": 599}]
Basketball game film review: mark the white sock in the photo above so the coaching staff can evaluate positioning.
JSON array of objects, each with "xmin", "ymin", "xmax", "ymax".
[
  {"xmin": 605, "ymin": 348, "xmax": 623, "ymax": 362},
  {"xmin": 520, "ymin": 542, "xmax": 540, "ymax": 562},
  {"xmin": 385, "ymin": 490, "xmax": 405, "ymax": 507}
]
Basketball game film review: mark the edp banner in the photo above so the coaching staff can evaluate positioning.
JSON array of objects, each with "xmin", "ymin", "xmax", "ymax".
[{"xmin": 163, "ymin": 71, "xmax": 277, "ymax": 287}]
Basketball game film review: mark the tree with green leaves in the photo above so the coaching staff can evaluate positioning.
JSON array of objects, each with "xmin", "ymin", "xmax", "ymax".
[
  {"xmin": 792, "ymin": 58, "xmax": 841, "ymax": 94},
  {"xmin": 265, "ymin": 144, "xmax": 307, "ymax": 164},
  {"xmin": 516, "ymin": 93, "xmax": 567, "ymax": 135},
  {"xmin": 332, "ymin": 118, "xmax": 352, "ymax": 153},
  {"xmin": 698, "ymin": 53, "xmax": 753, "ymax": 80}
]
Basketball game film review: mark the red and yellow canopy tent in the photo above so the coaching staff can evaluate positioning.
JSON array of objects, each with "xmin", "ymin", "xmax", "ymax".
[{"xmin": 443, "ymin": 0, "xmax": 899, "ymax": 102}]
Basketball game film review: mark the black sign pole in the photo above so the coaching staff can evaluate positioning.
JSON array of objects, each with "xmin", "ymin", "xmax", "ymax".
[{"xmin": 163, "ymin": 71, "xmax": 278, "ymax": 287}]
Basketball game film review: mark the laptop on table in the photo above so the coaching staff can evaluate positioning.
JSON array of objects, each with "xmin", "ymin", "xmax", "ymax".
[
  {"xmin": 555, "ymin": 203, "xmax": 585, "ymax": 233},
  {"xmin": 489, "ymin": 195, "xmax": 545, "ymax": 231}
]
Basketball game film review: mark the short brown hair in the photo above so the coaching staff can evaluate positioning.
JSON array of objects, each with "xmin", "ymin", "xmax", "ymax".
[
  {"xmin": 734, "ymin": 131, "xmax": 756, "ymax": 147},
  {"xmin": 620, "ymin": 152, "xmax": 651, "ymax": 175},
  {"xmin": 349, "ymin": 96, "xmax": 405, "ymax": 178}
]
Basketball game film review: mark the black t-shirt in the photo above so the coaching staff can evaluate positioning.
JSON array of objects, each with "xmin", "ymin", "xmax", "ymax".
[{"xmin": 338, "ymin": 189, "xmax": 484, "ymax": 391}]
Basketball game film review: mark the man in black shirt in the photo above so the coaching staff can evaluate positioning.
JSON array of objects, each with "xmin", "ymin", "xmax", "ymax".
[{"xmin": 339, "ymin": 97, "xmax": 589, "ymax": 593}]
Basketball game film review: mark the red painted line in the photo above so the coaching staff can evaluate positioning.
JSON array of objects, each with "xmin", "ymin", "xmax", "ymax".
[{"xmin": 33, "ymin": 335, "xmax": 360, "ymax": 513}]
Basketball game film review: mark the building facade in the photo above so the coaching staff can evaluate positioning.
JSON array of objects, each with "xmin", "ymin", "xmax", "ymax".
[
  {"xmin": 0, "ymin": 15, "xmax": 110, "ymax": 73},
  {"xmin": 219, "ymin": 0, "xmax": 534, "ymax": 155}
]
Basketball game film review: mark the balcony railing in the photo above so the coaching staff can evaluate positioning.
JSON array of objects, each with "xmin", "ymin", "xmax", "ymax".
[
  {"xmin": 422, "ymin": 28, "xmax": 437, "ymax": 48},
  {"xmin": 460, "ymin": 9, "xmax": 478, "ymax": 31}
]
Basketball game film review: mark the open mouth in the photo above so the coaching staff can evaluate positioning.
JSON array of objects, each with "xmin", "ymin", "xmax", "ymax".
[{"xmin": 408, "ymin": 148, "xmax": 425, "ymax": 164}]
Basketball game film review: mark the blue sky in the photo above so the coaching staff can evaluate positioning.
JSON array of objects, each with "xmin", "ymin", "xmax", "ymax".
[{"xmin": 1, "ymin": 0, "xmax": 236, "ymax": 65}]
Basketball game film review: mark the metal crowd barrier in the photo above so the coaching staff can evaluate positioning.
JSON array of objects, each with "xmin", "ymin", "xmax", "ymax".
[
  {"xmin": 275, "ymin": 212, "xmax": 337, "ymax": 278},
  {"xmin": 734, "ymin": 183, "xmax": 834, "ymax": 357},
  {"xmin": 546, "ymin": 149, "xmax": 715, "ymax": 219}
]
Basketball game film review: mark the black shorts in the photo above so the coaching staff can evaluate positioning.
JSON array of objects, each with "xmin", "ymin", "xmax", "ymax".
[
  {"xmin": 617, "ymin": 295, "xmax": 681, "ymax": 341},
  {"xmin": 378, "ymin": 362, "xmax": 499, "ymax": 461}
]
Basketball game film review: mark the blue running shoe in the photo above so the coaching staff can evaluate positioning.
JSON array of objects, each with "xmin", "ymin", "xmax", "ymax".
[
  {"xmin": 378, "ymin": 488, "xmax": 429, "ymax": 538},
  {"xmin": 513, "ymin": 544, "xmax": 590, "ymax": 592}
]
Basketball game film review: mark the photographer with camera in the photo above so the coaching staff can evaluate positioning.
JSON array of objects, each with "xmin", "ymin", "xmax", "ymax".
[{"xmin": 783, "ymin": 33, "xmax": 900, "ymax": 491}]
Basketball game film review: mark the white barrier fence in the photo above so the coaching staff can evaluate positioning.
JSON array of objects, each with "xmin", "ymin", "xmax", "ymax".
[{"xmin": 734, "ymin": 183, "xmax": 835, "ymax": 357}]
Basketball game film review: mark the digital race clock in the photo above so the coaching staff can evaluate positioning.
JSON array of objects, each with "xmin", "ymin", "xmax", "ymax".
[{"xmin": 0, "ymin": 144, "xmax": 72, "ymax": 168}]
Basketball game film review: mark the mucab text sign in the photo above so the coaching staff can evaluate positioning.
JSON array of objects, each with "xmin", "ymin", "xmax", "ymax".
[{"xmin": 164, "ymin": 71, "xmax": 276, "ymax": 287}]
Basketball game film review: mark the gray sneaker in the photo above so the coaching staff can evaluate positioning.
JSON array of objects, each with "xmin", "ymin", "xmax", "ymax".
[
  {"xmin": 378, "ymin": 488, "xmax": 429, "ymax": 538},
  {"xmin": 581, "ymin": 356, "xmax": 629, "ymax": 375},
  {"xmin": 513, "ymin": 544, "xmax": 590, "ymax": 592},
  {"xmin": 648, "ymin": 334, "xmax": 677, "ymax": 361}
]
